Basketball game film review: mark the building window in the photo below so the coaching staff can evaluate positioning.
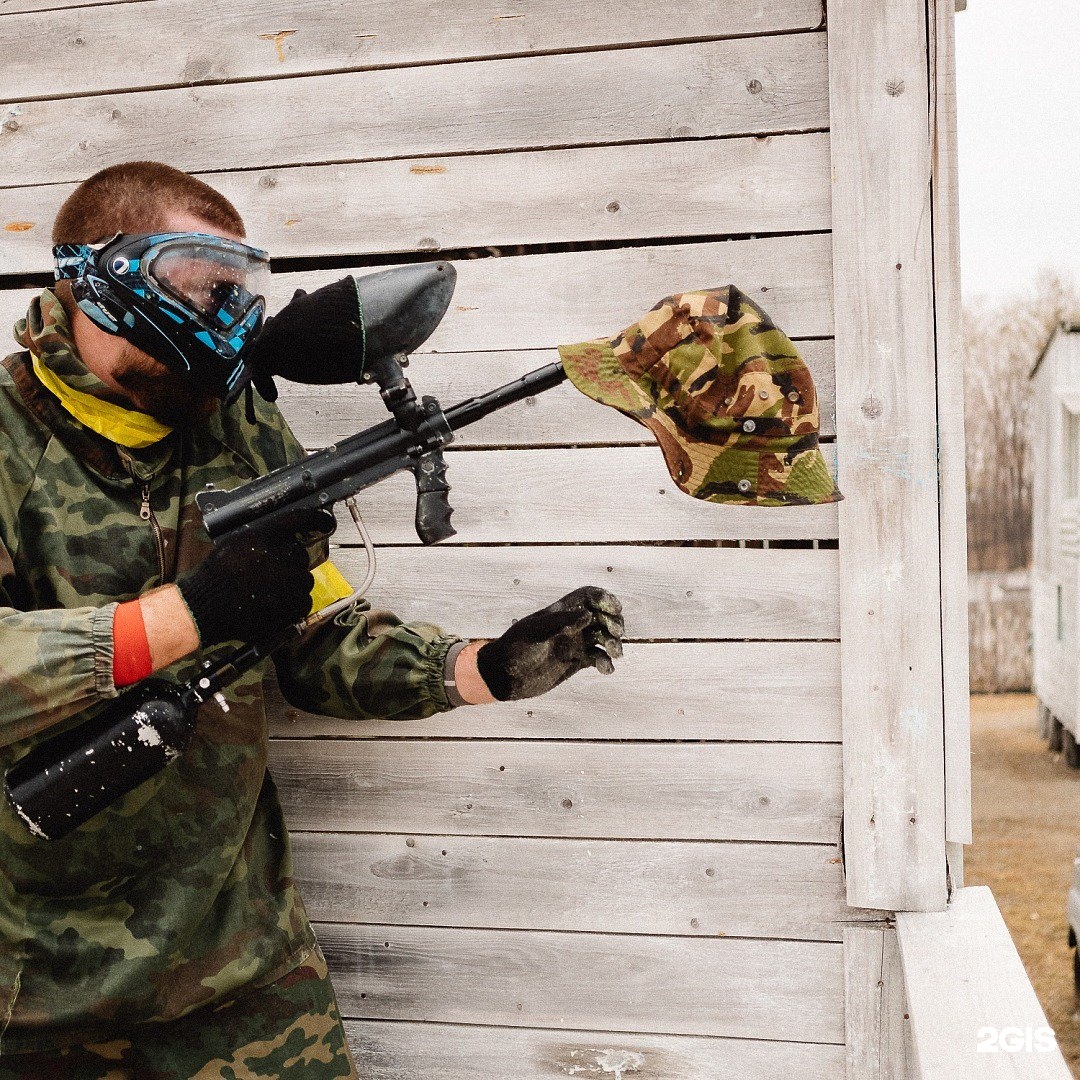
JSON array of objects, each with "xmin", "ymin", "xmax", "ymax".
[{"xmin": 1065, "ymin": 408, "xmax": 1080, "ymax": 499}]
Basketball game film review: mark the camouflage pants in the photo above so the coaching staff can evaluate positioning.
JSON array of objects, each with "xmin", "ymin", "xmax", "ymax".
[{"xmin": 0, "ymin": 945, "xmax": 358, "ymax": 1079}]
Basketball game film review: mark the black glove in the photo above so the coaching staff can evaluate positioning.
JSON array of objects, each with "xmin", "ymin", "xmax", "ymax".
[
  {"xmin": 177, "ymin": 507, "xmax": 336, "ymax": 647},
  {"xmin": 246, "ymin": 277, "xmax": 366, "ymax": 401},
  {"xmin": 475, "ymin": 586, "xmax": 624, "ymax": 701}
]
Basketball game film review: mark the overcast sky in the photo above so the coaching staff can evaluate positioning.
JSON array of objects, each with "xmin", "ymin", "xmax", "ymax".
[{"xmin": 955, "ymin": 0, "xmax": 1079, "ymax": 299}]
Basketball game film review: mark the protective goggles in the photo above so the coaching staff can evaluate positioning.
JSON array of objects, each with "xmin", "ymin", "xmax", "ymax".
[{"xmin": 54, "ymin": 232, "xmax": 271, "ymax": 403}]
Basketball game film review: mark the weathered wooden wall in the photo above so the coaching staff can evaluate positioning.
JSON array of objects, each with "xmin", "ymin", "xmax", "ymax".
[{"xmin": 0, "ymin": 0, "xmax": 970, "ymax": 1074}]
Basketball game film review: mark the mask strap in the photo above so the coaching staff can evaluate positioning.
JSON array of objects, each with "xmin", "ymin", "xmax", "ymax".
[{"xmin": 53, "ymin": 244, "xmax": 94, "ymax": 281}]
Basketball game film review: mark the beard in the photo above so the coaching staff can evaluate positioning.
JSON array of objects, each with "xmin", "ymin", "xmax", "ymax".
[{"xmin": 110, "ymin": 342, "xmax": 218, "ymax": 427}]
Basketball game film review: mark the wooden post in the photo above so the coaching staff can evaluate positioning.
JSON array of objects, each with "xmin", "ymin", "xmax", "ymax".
[
  {"xmin": 828, "ymin": 0, "xmax": 948, "ymax": 910},
  {"xmin": 844, "ymin": 926, "xmax": 916, "ymax": 1080},
  {"xmin": 930, "ymin": 0, "xmax": 972, "ymax": 847}
]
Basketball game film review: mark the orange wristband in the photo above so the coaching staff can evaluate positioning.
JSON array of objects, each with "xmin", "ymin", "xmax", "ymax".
[{"xmin": 113, "ymin": 599, "xmax": 153, "ymax": 687}]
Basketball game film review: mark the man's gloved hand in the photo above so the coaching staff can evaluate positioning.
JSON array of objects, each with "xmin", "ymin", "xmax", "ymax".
[
  {"xmin": 176, "ymin": 507, "xmax": 336, "ymax": 647},
  {"xmin": 475, "ymin": 586, "xmax": 624, "ymax": 701},
  {"xmin": 246, "ymin": 277, "xmax": 365, "ymax": 400}
]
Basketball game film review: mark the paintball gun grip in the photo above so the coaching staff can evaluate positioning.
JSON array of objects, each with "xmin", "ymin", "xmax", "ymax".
[{"xmin": 414, "ymin": 449, "xmax": 455, "ymax": 544}]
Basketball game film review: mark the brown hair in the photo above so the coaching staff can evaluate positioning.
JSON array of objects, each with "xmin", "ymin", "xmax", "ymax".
[{"xmin": 52, "ymin": 161, "xmax": 245, "ymax": 245}]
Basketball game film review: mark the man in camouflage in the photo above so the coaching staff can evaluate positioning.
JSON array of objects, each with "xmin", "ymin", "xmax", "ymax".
[{"xmin": 0, "ymin": 162, "xmax": 623, "ymax": 1077}]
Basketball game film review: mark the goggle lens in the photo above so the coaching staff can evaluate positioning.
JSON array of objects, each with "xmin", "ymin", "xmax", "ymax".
[{"xmin": 149, "ymin": 240, "xmax": 270, "ymax": 330}]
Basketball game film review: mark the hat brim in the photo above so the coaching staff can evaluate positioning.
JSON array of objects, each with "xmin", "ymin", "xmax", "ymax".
[{"xmin": 558, "ymin": 337, "xmax": 843, "ymax": 506}]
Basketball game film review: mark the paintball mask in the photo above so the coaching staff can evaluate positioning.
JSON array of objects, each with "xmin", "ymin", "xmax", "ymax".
[{"xmin": 53, "ymin": 232, "xmax": 271, "ymax": 403}]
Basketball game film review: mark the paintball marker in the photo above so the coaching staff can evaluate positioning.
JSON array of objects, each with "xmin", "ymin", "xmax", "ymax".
[{"xmin": 6, "ymin": 261, "xmax": 568, "ymax": 840}]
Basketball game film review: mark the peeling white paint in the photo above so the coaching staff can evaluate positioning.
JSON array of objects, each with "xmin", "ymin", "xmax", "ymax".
[
  {"xmin": 850, "ymin": 445, "xmax": 932, "ymax": 486},
  {"xmin": 898, "ymin": 705, "xmax": 930, "ymax": 741},
  {"xmin": 563, "ymin": 1048, "xmax": 644, "ymax": 1078},
  {"xmin": 12, "ymin": 800, "xmax": 45, "ymax": 839},
  {"xmin": 136, "ymin": 724, "xmax": 162, "ymax": 748},
  {"xmin": 880, "ymin": 558, "xmax": 904, "ymax": 591},
  {"xmin": 598, "ymin": 1050, "xmax": 644, "ymax": 1078}
]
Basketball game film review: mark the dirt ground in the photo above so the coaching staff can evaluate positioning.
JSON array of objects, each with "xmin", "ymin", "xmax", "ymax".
[{"xmin": 967, "ymin": 693, "xmax": 1080, "ymax": 1072}]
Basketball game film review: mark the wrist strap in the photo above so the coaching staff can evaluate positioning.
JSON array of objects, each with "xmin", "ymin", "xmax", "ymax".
[{"xmin": 442, "ymin": 639, "xmax": 470, "ymax": 708}]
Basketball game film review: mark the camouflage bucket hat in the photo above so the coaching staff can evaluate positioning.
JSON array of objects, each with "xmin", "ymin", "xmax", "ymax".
[{"xmin": 557, "ymin": 284, "xmax": 842, "ymax": 506}]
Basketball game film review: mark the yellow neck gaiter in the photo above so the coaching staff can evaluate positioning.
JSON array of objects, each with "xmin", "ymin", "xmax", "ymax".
[{"xmin": 31, "ymin": 352, "xmax": 173, "ymax": 449}]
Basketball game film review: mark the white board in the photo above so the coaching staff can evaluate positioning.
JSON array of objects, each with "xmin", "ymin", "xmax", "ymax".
[
  {"xmin": 270, "ymin": 738, "xmax": 842, "ymax": 843},
  {"xmin": 317, "ymin": 921, "xmax": 844, "ymax": 1043},
  {"xmin": 293, "ymin": 832, "xmax": 876, "ymax": 942},
  {"xmin": 0, "ymin": 34, "xmax": 829, "ymax": 186},
  {"xmin": 267, "ymin": 640, "xmax": 842, "ymax": 741}
]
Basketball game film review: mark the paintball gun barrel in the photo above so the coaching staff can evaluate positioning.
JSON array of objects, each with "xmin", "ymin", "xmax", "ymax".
[{"xmin": 5, "ymin": 262, "xmax": 568, "ymax": 840}]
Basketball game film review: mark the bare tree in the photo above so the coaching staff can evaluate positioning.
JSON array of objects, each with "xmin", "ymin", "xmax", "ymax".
[{"xmin": 965, "ymin": 271, "xmax": 1078, "ymax": 572}]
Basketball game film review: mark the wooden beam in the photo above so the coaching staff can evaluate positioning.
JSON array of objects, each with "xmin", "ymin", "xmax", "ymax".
[
  {"xmin": 1, "ymin": 0, "xmax": 824, "ymax": 99},
  {"xmin": 305, "ymin": 445, "xmax": 839, "ymax": 545},
  {"xmin": 0, "ymin": 133, "xmax": 833, "ymax": 275},
  {"xmin": 292, "ymin": 833, "xmax": 879, "ymax": 942},
  {"xmin": 0, "ymin": 0, "xmax": 149, "ymax": 12},
  {"xmin": 318, "ymin": 921, "xmax": 844, "ymax": 1043},
  {"xmin": 271, "ymin": 738, "xmax": 843, "ymax": 843},
  {"xmin": 0, "ymin": 34, "xmax": 828, "ymax": 186},
  {"xmin": 896, "ymin": 887, "xmax": 1072, "ymax": 1078},
  {"xmin": 844, "ymin": 926, "xmax": 916, "ymax": 1079},
  {"xmin": 342, "ymin": 1020, "xmax": 845, "ymax": 1080},
  {"xmin": 0, "ymin": 231, "xmax": 836, "ymax": 352},
  {"xmin": 931, "ymin": 0, "xmax": 972, "ymax": 846},
  {"xmin": 326, "ymin": 544, "xmax": 840, "ymax": 641},
  {"xmin": 292, "ymin": 236, "xmax": 833, "ymax": 347},
  {"xmin": 275, "ymin": 340, "xmax": 836, "ymax": 447},
  {"xmin": 268, "ymin": 640, "xmax": 843, "ymax": 741},
  {"xmin": 827, "ymin": 0, "xmax": 947, "ymax": 910}
]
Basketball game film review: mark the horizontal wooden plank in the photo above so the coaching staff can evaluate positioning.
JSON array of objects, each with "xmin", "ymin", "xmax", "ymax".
[
  {"xmin": 326, "ymin": 545, "xmax": 841, "ymax": 640},
  {"xmin": 318, "ymin": 922, "xmax": 844, "ymax": 1043},
  {"xmin": 2, "ymin": 0, "xmax": 824, "ymax": 99},
  {"xmin": 342, "ymin": 1019, "xmax": 846, "ymax": 1080},
  {"xmin": 275, "ymin": 340, "xmax": 837, "ymax": 447},
  {"xmin": 271, "ymin": 739, "xmax": 842, "ymax": 842},
  {"xmin": 0, "ymin": 232, "xmax": 835, "ymax": 353},
  {"xmin": 0, "ymin": 0, "xmax": 148, "ymax": 12},
  {"xmin": 293, "ymin": 833, "xmax": 877, "ymax": 941},
  {"xmin": 0, "ymin": 132, "xmax": 833, "ymax": 274},
  {"xmin": 314, "ymin": 446, "xmax": 838, "ymax": 544},
  {"xmin": 268, "ymin": 640, "xmax": 842, "ymax": 741},
  {"xmin": 0, "ymin": 34, "xmax": 829, "ymax": 186},
  {"xmin": 246, "ymin": 235, "xmax": 840, "ymax": 348}
]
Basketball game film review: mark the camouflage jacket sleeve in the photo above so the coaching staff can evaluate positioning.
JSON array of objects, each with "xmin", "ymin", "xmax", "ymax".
[
  {"xmin": 0, "ymin": 385, "xmax": 119, "ymax": 750},
  {"xmin": 0, "ymin": 545, "xmax": 118, "ymax": 749},
  {"xmin": 272, "ymin": 602, "xmax": 462, "ymax": 721},
  {"xmin": 244, "ymin": 396, "xmax": 464, "ymax": 722}
]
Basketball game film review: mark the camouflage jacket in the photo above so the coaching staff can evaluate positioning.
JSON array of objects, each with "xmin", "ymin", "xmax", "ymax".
[{"xmin": 0, "ymin": 291, "xmax": 460, "ymax": 1053}]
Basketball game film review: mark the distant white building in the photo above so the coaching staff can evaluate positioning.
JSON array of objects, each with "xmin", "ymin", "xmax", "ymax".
[{"xmin": 1031, "ymin": 322, "xmax": 1080, "ymax": 762}]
